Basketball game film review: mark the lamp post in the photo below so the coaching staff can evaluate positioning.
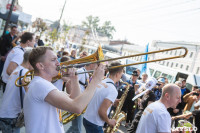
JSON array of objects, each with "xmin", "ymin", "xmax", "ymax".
[{"xmin": 3, "ymin": 0, "xmax": 16, "ymax": 36}]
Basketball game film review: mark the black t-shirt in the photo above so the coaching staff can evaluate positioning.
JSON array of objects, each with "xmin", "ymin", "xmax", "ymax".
[{"xmin": 0, "ymin": 33, "xmax": 16, "ymax": 56}]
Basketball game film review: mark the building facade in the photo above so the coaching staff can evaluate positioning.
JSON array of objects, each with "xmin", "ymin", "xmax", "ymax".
[{"xmin": 151, "ymin": 41, "xmax": 200, "ymax": 75}]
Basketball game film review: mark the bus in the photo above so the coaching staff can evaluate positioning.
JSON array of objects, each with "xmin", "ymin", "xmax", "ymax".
[{"xmin": 148, "ymin": 63, "xmax": 200, "ymax": 89}]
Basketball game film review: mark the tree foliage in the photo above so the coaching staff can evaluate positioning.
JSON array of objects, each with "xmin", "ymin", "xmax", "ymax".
[
  {"xmin": 48, "ymin": 29, "xmax": 59, "ymax": 44},
  {"xmin": 99, "ymin": 21, "xmax": 116, "ymax": 39},
  {"xmin": 82, "ymin": 15, "xmax": 100, "ymax": 30},
  {"xmin": 81, "ymin": 15, "xmax": 116, "ymax": 39},
  {"xmin": 32, "ymin": 18, "xmax": 48, "ymax": 36},
  {"xmin": 61, "ymin": 20, "xmax": 71, "ymax": 43}
]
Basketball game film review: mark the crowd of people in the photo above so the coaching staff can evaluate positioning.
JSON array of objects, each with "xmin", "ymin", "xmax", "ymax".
[{"xmin": 0, "ymin": 26, "xmax": 199, "ymax": 133}]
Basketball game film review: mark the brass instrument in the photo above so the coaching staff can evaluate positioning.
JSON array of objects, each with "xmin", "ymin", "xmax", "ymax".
[
  {"xmin": 105, "ymin": 82, "xmax": 130, "ymax": 133},
  {"xmin": 60, "ymin": 45, "xmax": 104, "ymax": 66},
  {"xmin": 15, "ymin": 46, "xmax": 188, "ymax": 87},
  {"xmin": 58, "ymin": 47, "xmax": 188, "ymax": 70},
  {"xmin": 62, "ymin": 108, "xmax": 86, "ymax": 124},
  {"xmin": 15, "ymin": 70, "xmax": 34, "ymax": 87},
  {"xmin": 15, "ymin": 45, "xmax": 104, "ymax": 87}
]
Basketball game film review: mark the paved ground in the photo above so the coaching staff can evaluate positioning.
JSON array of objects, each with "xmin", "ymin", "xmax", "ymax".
[{"xmin": 0, "ymin": 85, "xmax": 128, "ymax": 133}]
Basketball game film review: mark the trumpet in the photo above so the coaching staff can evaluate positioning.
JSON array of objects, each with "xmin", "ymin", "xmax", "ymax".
[{"xmin": 15, "ymin": 46, "xmax": 188, "ymax": 87}]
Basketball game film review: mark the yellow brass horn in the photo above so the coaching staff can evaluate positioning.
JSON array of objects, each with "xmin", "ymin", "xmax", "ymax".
[
  {"xmin": 60, "ymin": 45, "xmax": 104, "ymax": 66},
  {"xmin": 15, "ymin": 70, "xmax": 34, "ymax": 87},
  {"xmin": 15, "ymin": 46, "xmax": 188, "ymax": 87},
  {"xmin": 58, "ymin": 47, "xmax": 188, "ymax": 70},
  {"xmin": 15, "ymin": 45, "xmax": 104, "ymax": 87},
  {"xmin": 62, "ymin": 108, "xmax": 86, "ymax": 124}
]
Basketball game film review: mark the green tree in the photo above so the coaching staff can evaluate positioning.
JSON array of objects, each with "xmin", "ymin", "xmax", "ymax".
[
  {"xmin": 99, "ymin": 21, "xmax": 116, "ymax": 39},
  {"xmin": 61, "ymin": 20, "xmax": 71, "ymax": 43},
  {"xmin": 82, "ymin": 16, "xmax": 116, "ymax": 39},
  {"xmin": 82, "ymin": 15, "xmax": 100, "ymax": 31},
  {"xmin": 48, "ymin": 29, "xmax": 59, "ymax": 44},
  {"xmin": 32, "ymin": 18, "xmax": 48, "ymax": 36}
]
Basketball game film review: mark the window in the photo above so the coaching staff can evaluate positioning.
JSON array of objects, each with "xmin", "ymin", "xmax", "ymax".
[
  {"xmin": 174, "ymin": 50, "xmax": 177, "ymax": 55},
  {"xmin": 170, "ymin": 51, "xmax": 173, "ymax": 55},
  {"xmin": 154, "ymin": 71, "xmax": 162, "ymax": 79},
  {"xmin": 161, "ymin": 73, "xmax": 167, "ymax": 77},
  {"xmin": 149, "ymin": 68, "xmax": 154, "ymax": 76},
  {"xmin": 166, "ymin": 75, "xmax": 173, "ymax": 83},
  {"xmin": 163, "ymin": 61, "xmax": 165, "ymax": 65},
  {"xmin": 176, "ymin": 63, "xmax": 178, "ymax": 67},
  {"xmin": 180, "ymin": 64, "xmax": 183, "ymax": 69},
  {"xmin": 196, "ymin": 67, "xmax": 200, "ymax": 74},
  {"xmin": 166, "ymin": 51, "xmax": 168, "ymax": 54},
  {"xmin": 171, "ymin": 63, "xmax": 174, "ymax": 68},
  {"xmin": 166, "ymin": 62, "xmax": 169, "ymax": 66},
  {"xmin": 190, "ymin": 52, "xmax": 193, "ymax": 58},
  {"xmin": 186, "ymin": 65, "xmax": 189, "ymax": 71},
  {"xmin": 179, "ymin": 51, "xmax": 182, "ymax": 56}
]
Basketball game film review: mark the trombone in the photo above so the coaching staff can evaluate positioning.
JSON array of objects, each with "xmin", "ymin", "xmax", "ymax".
[
  {"xmin": 58, "ymin": 46, "xmax": 188, "ymax": 70},
  {"xmin": 15, "ymin": 46, "xmax": 188, "ymax": 87}
]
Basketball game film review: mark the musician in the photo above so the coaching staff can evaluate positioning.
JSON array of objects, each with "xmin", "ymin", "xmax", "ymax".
[
  {"xmin": 23, "ymin": 46, "xmax": 105, "ymax": 133},
  {"xmin": 121, "ymin": 70, "xmax": 140, "ymax": 127},
  {"xmin": 1, "ymin": 32, "xmax": 35, "ymax": 92},
  {"xmin": 83, "ymin": 62, "xmax": 124, "ymax": 133},
  {"xmin": 153, "ymin": 77, "xmax": 165, "ymax": 101},
  {"xmin": 66, "ymin": 63, "xmax": 98, "ymax": 133},
  {"xmin": 0, "ymin": 48, "xmax": 33, "ymax": 133},
  {"xmin": 136, "ymin": 84, "xmax": 181, "ymax": 133}
]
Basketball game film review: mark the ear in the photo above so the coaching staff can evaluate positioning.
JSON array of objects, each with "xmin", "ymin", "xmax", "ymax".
[
  {"xmin": 165, "ymin": 93, "xmax": 170, "ymax": 100},
  {"xmin": 36, "ymin": 62, "xmax": 44, "ymax": 70}
]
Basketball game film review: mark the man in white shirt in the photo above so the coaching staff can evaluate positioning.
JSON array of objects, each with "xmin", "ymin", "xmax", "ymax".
[
  {"xmin": 23, "ymin": 46, "xmax": 105, "ymax": 133},
  {"xmin": 83, "ymin": 62, "xmax": 124, "ymax": 133},
  {"xmin": 136, "ymin": 84, "xmax": 181, "ymax": 133},
  {"xmin": 0, "ymin": 48, "xmax": 33, "ymax": 133},
  {"xmin": 1, "ymin": 32, "xmax": 35, "ymax": 92},
  {"xmin": 66, "ymin": 63, "xmax": 98, "ymax": 133}
]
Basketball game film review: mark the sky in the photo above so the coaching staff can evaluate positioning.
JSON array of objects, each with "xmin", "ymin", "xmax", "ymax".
[{"xmin": 18, "ymin": 0, "xmax": 200, "ymax": 46}]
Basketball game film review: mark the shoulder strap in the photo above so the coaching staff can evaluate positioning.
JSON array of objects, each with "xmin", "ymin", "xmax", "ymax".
[
  {"xmin": 19, "ymin": 47, "xmax": 24, "ymax": 52},
  {"xmin": 62, "ymin": 82, "xmax": 66, "ymax": 91},
  {"xmin": 19, "ymin": 69, "xmax": 23, "ymax": 109},
  {"xmin": 79, "ymin": 81, "xmax": 87, "ymax": 87},
  {"xmin": 106, "ymin": 82, "xmax": 116, "ymax": 89},
  {"xmin": 83, "ymin": 68, "xmax": 88, "ymax": 86},
  {"xmin": 79, "ymin": 68, "xmax": 88, "ymax": 88}
]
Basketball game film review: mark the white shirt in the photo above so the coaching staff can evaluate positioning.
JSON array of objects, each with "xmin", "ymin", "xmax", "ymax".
[
  {"xmin": 2, "ymin": 46, "xmax": 24, "ymax": 83},
  {"xmin": 136, "ymin": 101, "xmax": 171, "ymax": 133},
  {"xmin": 0, "ymin": 66, "xmax": 28, "ymax": 118},
  {"xmin": 77, "ymin": 67, "xmax": 89, "ymax": 92},
  {"xmin": 24, "ymin": 76, "xmax": 64, "ymax": 133},
  {"xmin": 84, "ymin": 78, "xmax": 118, "ymax": 126},
  {"xmin": 53, "ymin": 79, "xmax": 63, "ymax": 91}
]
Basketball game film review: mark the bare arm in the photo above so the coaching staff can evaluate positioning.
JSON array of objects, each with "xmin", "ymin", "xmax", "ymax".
[
  {"xmin": 68, "ymin": 78, "xmax": 80, "ymax": 99},
  {"xmin": 98, "ymin": 99, "xmax": 116, "ymax": 127},
  {"xmin": 7, "ymin": 61, "xmax": 18, "ymax": 75},
  {"xmin": 171, "ymin": 112, "xmax": 192, "ymax": 120},
  {"xmin": 183, "ymin": 91, "xmax": 194, "ymax": 102},
  {"xmin": 45, "ymin": 64, "xmax": 105, "ymax": 114},
  {"xmin": 61, "ymin": 68, "xmax": 81, "ymax": 98}
]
